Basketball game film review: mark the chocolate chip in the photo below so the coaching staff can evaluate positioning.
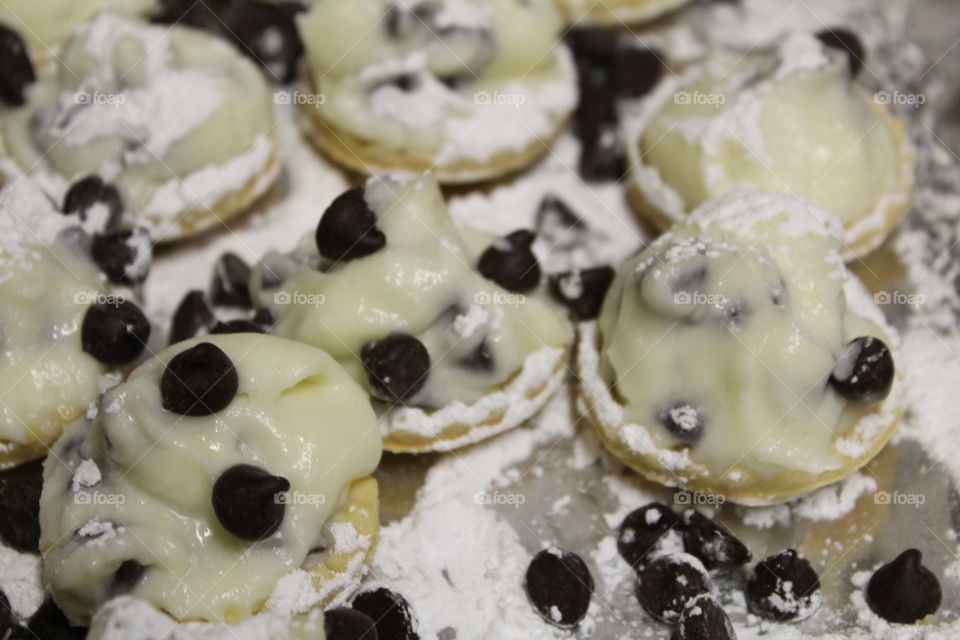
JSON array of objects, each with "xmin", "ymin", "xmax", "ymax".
[
  {"xmin": 91, "ymin": 228, "xmax": 151, "ymax": 285},
  {"xmin": 681, "ymin": 511, "xmax": 751, "ymax": 570},
  {"xmin": 252, "ymin": 307, "xmax": 274, "ymax": 328},
  {"xmin": 671, "ymin": 596, "xmax": 736, "ymax": 640},
  {"xmin": 209, "ymin": 319, "xmax": 264, "ymax": 335},
  {"xmin": 829, "ymin": 336, "xmax": 895, "ymax": 403},
  {"xmin": 477, "ymin": 230, "xmax": 541, "ymax": 293},
  {"xmin": 62, "ymin": 176, "xmax": 123, "ymax": 233},
  {"xmin": 457, "ymin": 341, "xmax": 494, "ymax": 372},
  {"xmin": 110, "ymin": 560, "xmax": 146, "ymax": 596},
  {"xmin": 0, "ymin": 25, "xmax": 35, "ymax": 106},
  {"xmin": 324, "ymin": 607, "xmax": 378, "ymax": 640},
  {"xmin": 153, "ymin": 0, "xmax": 229, "ymax": 30},
  {"xmin": 572, "ymin": 72, "xmax": 618, "ymax": 141},
  {"xmin": 614, "ymin": 47, "xmax": 663, "ymax": 98},
  {"xmin": 169, "ymin": 290, "xmax": 214, "ymax": 345},
  {"xmin": 212, "ymin": 464, "xmax": 290, "ymax": 541},
  {"xmin": 548, "ymin": 266, "xmax": 615, "ymax": 321},
  {"xmin": 816, "ymin": 28, "xmax": 865, "ymax": 76},
  {"xmin": 210, "ymin": 252, "xmax": 252, "ymax": 308},
  {"xmin": 361, "ymin": 333, "xmax": 431, "ymax": 404},
  {"xmin": 636, "ymin": 554, "xmax": 711, "ymax": 623},
  {"xmin": 617, "ymin": 503, "xmax": 682, "ymax": 570},
  {"xmin": 221, "ymin": 1, "xmax": 305, "ymax": 84},
  {"xmin": 658, "ymin": 402, "xmax": 703, "ymax": 443},
  {"xmin": 525, "ymin": 549, "xmax": 594, "ymax": 628},
  {"xmin": 0, "ymin": 459, "xmax": 42, "ymax": 553},
  {"xmin": 316, "ymin": 187, "xmax": 386, "ymax": 262},
  {"xmin": 27, "ymin": 599, "xmax": 86, "ymax": 640},
  {"xmin": 352, "ymin": 588, "xmax": 419, "ymax": 640},
  {"xmin": 866, "ymin": 549, "xmax": 941, "ymax": 624},
  {"xmin": 569, "ymin": 28, "xmax": 618, "ymax": 68},
  {"xmin": 161, "ymin": 342, "xmax": 239, "ymax": 416},
  {"xmin": 745, "ymin": 549, "xmax": 821, "ymax": 621},
  {"xmin": 81, "ymin": 299, "xmax": 151, "ymax": 365},
  {"xmin": 579, "ymin": 122, "xmax": 626, "ymax": 182},
  {"xmin": 534, "ymin": 195, "xmax": 584, "ymax": 242}
]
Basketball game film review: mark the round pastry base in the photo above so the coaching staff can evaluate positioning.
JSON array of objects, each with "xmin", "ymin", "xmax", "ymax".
[
  {"xmin": 560, "ymin": 0, "xmax": 692, "ymax": 27},
  {"xmin": 0, "ymin": 407, "xmax": 88, "ymax": 471},
  {"xmin": 381, "ymin": 348, "xmax": 569, "ymax": 454}
]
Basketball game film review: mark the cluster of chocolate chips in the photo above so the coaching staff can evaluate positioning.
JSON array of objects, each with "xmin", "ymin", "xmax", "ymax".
[
  {"xmin": 568, "ymin": 30, "xmax": 663, "ymax": 181},
  {"xmin": 153, "ymin": 0, "xmax": 306, "ymax": 84},
  {"xmin": 170, "ymin": 252, "xmax": 273, "ymax": 344}
]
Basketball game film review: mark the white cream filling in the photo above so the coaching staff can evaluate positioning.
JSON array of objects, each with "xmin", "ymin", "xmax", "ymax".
[
  {"xmin": 626, "ymin": 32, "xmax": 911, "ymax": 251},
  {"xmin": 0, "ymin": 0, "xmax": 154, "ymax": 53},
  {"xmin": 586, "ymin": 192, "xmax": 901, "ymax": 487},
  {"xmin": 0, "ymin": 14, "xmax": 276, "ymax": 239},
  {"xmin": 39, "ymin": 334, "xmax": 382, "ymax": 625},
  {"xmin": 297, "ymin": 0, "xmax": 576, "ymax": 166}
]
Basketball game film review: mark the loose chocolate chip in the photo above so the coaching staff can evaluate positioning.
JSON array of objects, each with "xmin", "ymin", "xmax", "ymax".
[
  {"xmin": 110, "ymin": 560, "xmax": 147, "ymax": 596},
  {"xmin": 28, "ymin": 599, "xmax": 86, "ymax": 640},
  {"xmin": 212, "ymin": 464, "xmax": 290, "ymax": 541},
  {"xmin": 361, "ymin": 334, "xmax": 431, "ymax": 404},
  {"xmin": 525, "ymin": 549, "xmax": 594, "ymax": 628},
  {"xmin": 91, "ymin": 228, "xmax": 151, "ymax": 285},
  {"xmin": 0, "ymin": 459, "xmax": 43, "ymax": 553},
  {"xmin": 0, "ymin": 25, "xmax": 35, "ymax": 106},
  {"xmin": 457, "ymin": 341, "xmax": 494, "ymax": 372},
  {"xmin": 548, "ymin": 266, "xmax": 615, "ymax": 321},
  {"xmin": 579, "ymin": 122, "xmax": 626, "ymax": 182},
  {"xmin": 745, "ymin": 549, "xmax": 821, "ymax": 621},
  {"xmin": 681, "ymin": 511, "xmax": 751, "ymax": 570},
  {"xmin": 477, "ymin": 230, "xmax": 541, "ymax": 293},
  {"xmin": 816, "ymin": 28, "xmax": 865, "ymax": 76},
  {"xmin": 614, "ymin": 47, "xmax": 663, "ymax": 98},
  {"xmin": 658, "ymin": 402, "xmax": 703, "ymax": 443},
  {"xmin": 866, "ymin": 549, "xmax": 941, "ymax": 624},
  {"xmin": 325, "ymin": 607, "xmax": 379, "ymax": 640},
  {"xmin": 81, "ymin": 299, "xmax": 151, "ymax": 365},
  {"xmin": 169, "ymin": 290, "xmax": 214, "ymax": 345},
  {"xmin": 209, "ymin": 319, "xmax": 265, "ymax": 335},
  {"xmin": 352, "ymin": 588, "xmax": 419, "ymax": 640},
  {"xmin": 161, "ymin": 342, "xmax": 239, "ymax": 416},
  {"xmin": 316, "ymin": 187, "xmax": 386, "ymax": 262},
  {"xmin": 62, "ymin": 176, "xmax": 124, "ymax": 233},
  {"xmin": 636, "ymin": 554, "xmax": 711, "ymax": 623},
  {"xmin": 617, "ymin": 503, "xmax": 682, "ymax": 569},
  {"xmin": 671, "ymin": 596, "xmax": 736, "ymax": 640},
  {"xmin": 829, "ymin": 336, "xmax": 895, "ymax": 403},
  {"xmin": 210, "ymin": 252, "xmax": 253, "ymax": 308},
  {"xmin": 220, "ymin": 1, "xmax": 305, "ymax": 84}
]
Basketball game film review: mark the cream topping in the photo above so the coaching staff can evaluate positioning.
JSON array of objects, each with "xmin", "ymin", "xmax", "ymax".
[
  {"xmin": 39, "ymin": 334, "xmax": 382, "ymax": 624},
  {"xmin": 0, "ymin": 0, "xmax": 154, "ymax": 53}
]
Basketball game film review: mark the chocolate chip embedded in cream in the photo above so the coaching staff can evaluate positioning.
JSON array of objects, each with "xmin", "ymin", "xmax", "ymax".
[
  {"xmin": 548, "ymin": 266, "xmax": 615, "ymax": 321},
  {"xmin": 816, "ymin": 28, "xmax": 865, "ymax": 76},
  {"xmin": 62, "ymin": 175, "xmax": 123, "ymax": 234},
  {"xmin": 524, "ymin": 549, "xmax": 594, "ymax": 628},
  {"xmin": 109, "ymin": 560, "xmax": 147, "ymax": 596},
  {"xmin": 316, "ymin": 187, "xmax": 386, "ymax": 262},
  {"xmin": 830, "ymin": 336, "xmax": 895, "ymax": 403},
  {"xmin": 160, "ymin": 342, "xmax": 238, "ymax": 416},
  {"xmin": 212, "ymin": 464, "xmax": 290, "ymax": 541},
  {"xmin": 361, "ymin": 333, "xmax": 431, "ymax": 404},
  {"xmin": 658, "ymin": 402, "xmax": 704, "ymax": 443},
  {"xmin": 81, "ymin": 300, "xmax": 151, "ymax": 365},
  {"xmin": 0, "ymin": 25, "xmax": 35, "ymax": 106}
]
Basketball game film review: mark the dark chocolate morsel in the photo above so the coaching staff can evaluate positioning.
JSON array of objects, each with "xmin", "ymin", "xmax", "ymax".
[
  {"xmin": 81, "ymin": 299, "xmax": 151, "ymax": 365},
  {"xmin": 221, "ymin": 1, "xmax": 305, "ymax": 84},
  {"xmin": 548, "ymin": 266, "xmax": 615, "ymax": 321},
  {"xmin": 361, "ymin": 333, "xmax": 431, "ymax": 404},
  {"xmin": 110, "ymin": 560, "xmax": 147, "ymax": 596},
  {"xmin": 324, "ymin": 607, "xmax": 379, "ymax": 640},
  {"xmin": 91, "ymin": 228, "xmax": 152, "ymax": 285},
  {"xmin": 671, "ymin": 596, "xmax": 736, "ymax": 640},
  {"xmin": 212, "ymin": 464, "xmax": 290, "ymax": 541},
  {"xmin": 636, "ymin": 554, "xmax": 711, "ymax": 623},
  {"xmin": 352, "ymin": 588, "xmax": 419, "ymax": 640},
  {"xmin": 0, "ymin": 458, "xmax": 43, "ymax": 553},
  {"xmin": 614, "ymin": 46, "xmax": 663, "ymax": 98},
  {"xmin": 477, "ymin": 230, "xmax": 541, "ymax": 293},
  {"xmin": 316, "ymin": 187, "xmax": 386, "ymax": 262},
  {"xmin": 617, "ymin": 503, "xmax": 682, "ymax": 570},
  {"xmin": 535, "ymin": 195, "xmax": 584, "ymax": 239},
  {"xmin": 524, "ymin": 549, "xmax": 594, "ymax": 628},
  {"xmin": 161, "ymin": 342, "xmax": 239, "ymax": 416},
  {"xmin": 209, "ymin": 319, "xmax": 265, "ymax": 335},
  {"xmin": 866, "ymin": 549, "xmax": 941, "ymax": 624},
  {"xmin": 169, "ymin": 290, "xmax": 214, "ymax": 345},
  {"xmin": 745, "ymin": 549, "xmax": 821, "ymax": 621},
  {"xmin": 62, "ymin": 175, "xmax": 124, "ymax": 233},
  {"xmin": 252, "ymin": 307, "xmax": 275, "ymax": 330},
  {"xmin": 829, "ymin": 336, "xmax": 895, "ymax": 403},
  {"xmin": 816, "ymin": 28, "xmax": 865, "ymax": 76},
  {"xmin": 27, "ymin": 599, "xmax": 86, "ymax": 640},
  {"xmin": 579, "ymin": 122, "xmax": 626, "ymax": 182},
  {"xmin": 457, "ymin": 340, "xmax": 494, "ymax": 372},
  {"xmin": 682, "ymin": 511, "xmax": 751, "ymax": 570},
  {"xmin": 0, "ymin": 25, "xmax": 35, "ymax": 106},
  {"xmin": 658, "ymin": 402, "xmax": 704, "ymax": 443},
  {"xmin": 210, "ymin": 252, "xmax": 253, "ymax": 308}
]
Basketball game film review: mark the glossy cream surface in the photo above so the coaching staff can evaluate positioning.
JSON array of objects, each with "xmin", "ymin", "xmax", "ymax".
[
  {"xmin": 0, "ymin": 0, "xmax": 154, "ymax": 52},
  {"xmin": 40, "ymin": 334, "xmax": 382, "ymax": 624}
]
